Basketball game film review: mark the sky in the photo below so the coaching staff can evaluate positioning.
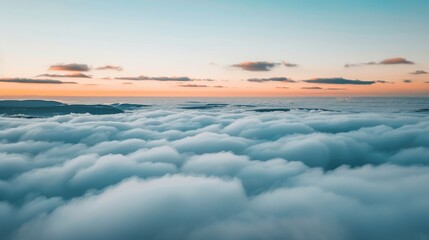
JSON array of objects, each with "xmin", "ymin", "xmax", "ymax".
[{"xmin": 0, "ymin": 0, "xmax": 429, "ymax": 97}]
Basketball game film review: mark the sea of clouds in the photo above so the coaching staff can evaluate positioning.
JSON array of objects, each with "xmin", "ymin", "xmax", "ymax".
[{"xmin": 1, "ymin": 109, "xmax": 429, "ymax": 240}]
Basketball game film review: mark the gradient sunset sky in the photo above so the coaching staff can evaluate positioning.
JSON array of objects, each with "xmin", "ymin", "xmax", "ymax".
[{"xmin": 1, "ymin": 0, "xmax": 428, "ymax": 97}]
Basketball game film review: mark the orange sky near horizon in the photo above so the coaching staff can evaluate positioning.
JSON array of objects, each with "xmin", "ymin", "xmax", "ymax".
[{"xmin": 1, "ymin": 78, "xmax": 428, "ymax": 97}]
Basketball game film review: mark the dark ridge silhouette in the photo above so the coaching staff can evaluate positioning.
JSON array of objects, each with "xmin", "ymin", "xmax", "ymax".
[
  {"xmin": 0, "ymin": 100, "xmax": 66, "ymax": 107},
  {"xmin": 252, "ymin": 108, "xmax": 333, "ymax": 112},
  {"xmin": 111, "ymin": 103, "xmax": 151, "ymax": 111},
  {"xmin": 0, "ymin": 100, "xmax": 123, "ymax": 117},
  {"xmin": 180, "ymin": 103, "xmax": 228, "ymax": 110},
  {"xmin": 233, "ymin": 104, "xmax": 256, "ymax": 107}
]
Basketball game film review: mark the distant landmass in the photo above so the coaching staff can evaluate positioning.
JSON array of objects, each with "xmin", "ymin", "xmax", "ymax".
[{"xmin": 0, "ymin": 100, "xmax": 147, "ymax": 117}]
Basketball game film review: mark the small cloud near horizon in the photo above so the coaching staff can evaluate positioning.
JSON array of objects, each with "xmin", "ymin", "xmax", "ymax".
[
  {"xmin": 36, "ymin": 73, "xmax": 91, "ymax": 78},
  {"xmin": 247, "ymin": 77, "xmax": 295, "ymax": 83},
  {"xmin": 95, "ymin": 65, "xmax": 123, "ymax": 71},
  {"xmin": 376, "ymin": 80, "xmax": 395, "ymax": 84},
  {"xmin": 326, "ymin": 88, "xmax": 347, "ymax": 90},
  {"xmin": 116, "ymin": 76, "xmax": 193, "ymax": 81},
  {"xmin": 178, "ymin": 84, "xmax": 208, "ymax": 88},
  {"xmin": 345, "ymin": 57, "xmax": 414, "ymax": 67},
  {"xmin": 403, "ymin": 79, "xmax": 413, "ymax": 83},
  {"xmin": 282, "ymin": 61, "xmax": 299, "ymax": 67},
  {"xmin": 410, "ymin": 70, "xmax": 427, "ymax": 75},
  {"xmin": 231, "ymin": 61, "xmax": 279, "ymax": 71},
  {"xmin": 48, "ymin": 63, "xmax": 90, "ymax": 72},
  {"xmin": 303, "ymin": 77, "xmax": 375, "ymax": 85},
  {"xmin": 301, "ymin": 87, "xmax": 322, "ymax": 89}
]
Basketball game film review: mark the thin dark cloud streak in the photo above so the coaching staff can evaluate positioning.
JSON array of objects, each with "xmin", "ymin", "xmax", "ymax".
[
  {"xmin": 231, "ymin": 61, "xmax": 279, "ymax": 71},
  {"xmin": 410, "ymin": 70, "xmax": 427, "ymax": 75},
  {"xmin": 115, "ymin": 76, "xmax": 193, "ymax": 81},
  {"xmin": 0, "ymin": 78, "xmax": 77, "ymax": 84},
  {"xmin": 36, "ymin": 73, "xmax": 92, "ymax": 78},
  {"xmin": 301, "ymin": 87, "xmax": 322, "ymax": 89},
  {"xmin": 247, "ymin": 77, "xmax": 295, "ymax": 83},
  {"xmin": 282, "ymin": 61, "xmax": 299, "ymax": 67},
  {"xmin": 178, "ymin": 84, "xmax": 207, "ymax": 88},
  {"xmin": 95, "ymin": 65, "xmax": 123, "ymax": 71},
  {"xmin": 345, "ymin": 57, "xmax": 415, "ymax": 68},
  {"xmin": 302, "ymin": 78, "xmax": 376, "ymax": 85}
]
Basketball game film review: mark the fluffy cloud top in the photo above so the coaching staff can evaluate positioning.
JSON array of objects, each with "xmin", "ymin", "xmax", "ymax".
[{"xmin": 0, "ymin": 107, "xmax": 428, "ymax": 240}]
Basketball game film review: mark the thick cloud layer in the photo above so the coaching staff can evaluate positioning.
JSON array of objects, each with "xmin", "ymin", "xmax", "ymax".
[{"xmin": 0, "ymin": 108, "xmax": 428, "ymax": 240}]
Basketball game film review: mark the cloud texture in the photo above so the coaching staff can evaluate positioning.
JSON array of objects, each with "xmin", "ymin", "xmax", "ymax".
[{"xmin": 0, "ymin": 108, "xmax": 428, "ymax": 240}]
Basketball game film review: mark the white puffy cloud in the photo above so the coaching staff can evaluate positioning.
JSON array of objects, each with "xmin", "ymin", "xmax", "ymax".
[{"xmin": 0, "ymin": 109, "xmax": 428, "ymax": 239}]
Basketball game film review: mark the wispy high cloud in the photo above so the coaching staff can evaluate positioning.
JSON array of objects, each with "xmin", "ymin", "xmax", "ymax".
[
  {"xmin": 115, "ymin": 76, "xmax": 193, "ymax": 81},
  {"xmin": 232, "ymin": 61, "xmax": 279, "ymax": 71},
  {"xmin": 345, "ymin": 57, "xmax": 415, "ymax": 67},
  {"xmin": 95, "ymin": 65, "xmax": 123, "ymax": 71},
  {"xmin": 48, "ymin": 63, "xmax": 90, "ymax": 72},
  {"xmin": 247, "ymin": 77, "xmax": 295, "ymax": 83},
  {"xmin": 36, "ymin": 73, "xmax": 91, "ymax": 78},
  {"xmin": 303, "ymin": 77, "xmax": 376, "ymax": 85},
  {"xmin": 0, "ymin": 78, "xmax": 77, "ymax": 84},
  {"xmin": 410, "ymin": 70, "xmax": 428, "ymax": 75}
]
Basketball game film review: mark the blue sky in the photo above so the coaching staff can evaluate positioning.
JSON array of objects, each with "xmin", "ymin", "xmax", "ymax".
[{"xmin": 0, "ymin": 0, "xmax": 428, "ymax": 96}]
